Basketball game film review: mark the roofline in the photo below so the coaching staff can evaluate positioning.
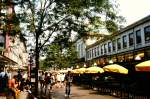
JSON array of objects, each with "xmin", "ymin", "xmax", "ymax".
[
  {"xmin": 119, "ymin": 15, "xmax": 150, "ymax": 33},
  {"xmin": 86, "ymin": 15, "xmax": 150, "ymax": 49}
]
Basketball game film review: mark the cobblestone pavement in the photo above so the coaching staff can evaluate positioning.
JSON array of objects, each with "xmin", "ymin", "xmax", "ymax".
[{"xmin": 50, "ymin": 85, "xmax": 119, "ymax": 99}]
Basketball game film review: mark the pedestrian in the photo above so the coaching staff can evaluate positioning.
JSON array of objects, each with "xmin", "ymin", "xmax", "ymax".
[
  {"xmin": 64, "ymin": 71, "xmax": 73, "ymax": 97},
  {"xmin": 25, "ymin": 77, "xmax": 32, "ymax": 88},
  {"xmin": 39, "ymin": 71, "xmax": 44, "ymax": 89},
  {"xmin": 17, "ymin": 70, "xmax": 22, "ymax": 88},
  {"xmin": 44, "ymin": 72, "xmax": 51, "ymax": 94},
  {"xmin": 0, "ymin": 66, "xmax": 8, "ymax": 93},
  {"xmin": 19, "ymin": 78, "xmax": 25, "ymax": 91},
  {"xmin": 8, "ymin": 75, "xmax": 19, "ymax": 99}
]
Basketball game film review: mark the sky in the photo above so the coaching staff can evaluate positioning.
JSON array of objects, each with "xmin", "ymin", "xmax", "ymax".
[
  {"xmin": 86, "ymin": 0, "xmax": 150, "ymax": 45},
  {"xmin": 117, "ymin": 0, "xmax": 150, "ymax": 26}
]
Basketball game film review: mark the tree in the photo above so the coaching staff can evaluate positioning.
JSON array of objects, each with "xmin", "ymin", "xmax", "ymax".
[
  {"xmin": 42, "ymin": 43, "xmax": 78, "ymax": 70},
  {"xmin": 13, "ymin": 0, "xmax": 125, "ymax": 95},
  {"xmin": 0, "ymin": 0, "xmax": 21, "ymax": 43}
]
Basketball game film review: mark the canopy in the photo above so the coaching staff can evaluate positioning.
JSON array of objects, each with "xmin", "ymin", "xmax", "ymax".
[
  {"xmin": 58, "ymin": 70, "xmax": 68, "ymax": 73},
  {"xmin": 72, "ymin": 68, "xmax": 86, "ymax": 74},
  {"xmin": 135, "ymin": 60, "xmax": 150, "ymax": 71},
  {"xmin": 85, "ymin": 66, "xmax": 104, "ymax": 73},
  {"xmin": 103, "ymin": 64, "xmax": 128, "ymax": 74}
]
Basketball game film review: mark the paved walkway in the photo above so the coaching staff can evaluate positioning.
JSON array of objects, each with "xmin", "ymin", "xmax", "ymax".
[{"xmin": 50, "ymin": 85, "xmax": 119, "ymax": 99}]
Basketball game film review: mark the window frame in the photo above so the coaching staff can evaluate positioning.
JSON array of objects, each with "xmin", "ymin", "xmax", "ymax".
[
  {"xmin": 112, "ymin": 40, "xmax": 116, "ymax": 51},
  {"xmin": 117, "ymin": 38, "xmax": 121, "ymax": 50},
  {"xmin": 144, "ymin": 25, "xmax": 150, "ymax": 43},
  {"xmin": 136, "ymin": 29, "xmax": 142, "ymax": 44},
  {"xmin": 129, "ymin": 33, "xmax": 134, "ymax": 47},
  {"xmin": 108, "ymin": 42, "xmax": 111, "ymax": 53},
  {"xmin": 122, "ymin": 35, "xmax": 127, "ymax": 48}
]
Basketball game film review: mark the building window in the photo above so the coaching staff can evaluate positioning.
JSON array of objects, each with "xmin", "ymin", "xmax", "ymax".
[
  {"xmin": 81, "ymin": 44, "xmax": 83, "ymax": 57},
  {"xmin": 123, "ymin": 35, "xmax": 127, "ymax": 48},
  {"xmin": 101, "ymin": 45, "xmax": 103, "ymax": 55},
  {"xmin": 94, "ymin": 47, "xmax": 97, "ymax": 57},
  {"xmin": 97, "ymin": 46, "xmax": 100, "ymax": 56},
  {"xmin": 92, "ymin": 49, "xmax": 94, "ymax": 58},
  {"xmin": 136, "ymin": 29, "xmax": 142, "ymax": 44},
  {"xmin": 129, "ymin": 33, "xmax": 134, "ymax": 46},
  {"xmin": 112, "ymin": 40, "xmax": 116, "ymax": 51},
  {"xmin": 104, "ymin": 44, "xmax": 107, "ymax": 54},
  {"xmin": 0, "ymin": 34, "xmax": 5, "ymax": 49},
  {"xmin": 87, "ymin": 51, "xmax": 89, "ymax": 59},
  {"xmin": 90, "ymin": 50, "xmax": 92, "ymax": 59},
  {"xmin": 108, "ymin": 42, "xmax": 111, "ymax": 53},
  {"xmin": 144, "ymin": 25, "xmax": 150, "ymax": 43},
  {"xmin": 117, "ymin": 38, "xmax": 121, "ymax": 50}
]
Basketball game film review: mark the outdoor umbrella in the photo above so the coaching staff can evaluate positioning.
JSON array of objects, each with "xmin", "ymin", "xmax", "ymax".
[
  {"xmin": 59, "ymin": 70, "xmax": 68, "ymax": 73},
  {"xmin": 103, "ymin": 64, "xmax": 128, "ymax": 74},
  {"xmin": 135, "ymin": 60, "xmax": 150, "ymax": 71},
  {"xmin": 72, "ymin": 68, "xmax": 86, "ymax": 74},
  {"xmin": 76, "ymin": 68, "xmax": 86, "ymax": 74},
  {"xmin": 85, "ymin": 66, "xmax": 104, "ymax": 73}
]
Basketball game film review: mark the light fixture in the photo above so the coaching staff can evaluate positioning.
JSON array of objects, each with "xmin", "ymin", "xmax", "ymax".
[
  {"xmin": 84, "ymin": 64, "xmax": 86, "ymax": 67},
  {"xmin": 76, "ymin": 65, "xmax": 79, "ymax": 68},
  {"xmin": 109, "ymin": 60, "xmax": 113, "ymax": 64},
  {"xmin": 94, "ymin": 62, "xmax": 97, "ymax": 66},
  {"xmin": 135, "ymin": 55, "xmax": 141, "ymax": 60}
]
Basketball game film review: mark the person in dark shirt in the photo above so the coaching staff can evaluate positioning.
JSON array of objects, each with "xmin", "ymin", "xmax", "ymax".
[{"xmin": 64, "ymin": 71, "xmax": 73, "ymax": 97}]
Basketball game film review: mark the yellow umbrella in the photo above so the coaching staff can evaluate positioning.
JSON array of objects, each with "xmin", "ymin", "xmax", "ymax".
[
  {"xmin": 85, "ymin": 66, "xmax": 104, "ymax": 73},
  {"xmin": 72, "ymin": 68, "xmax": 86, "ymax": 74},
  {"xmin": 59, "ymin": 70, "xmax": 68, "ymax": 73},
  {"xmin": 77, "ymin": 68, "xmax": 86, "ymax": 74},
  {"xmin": 71, "ymin": 69, "xmax": 79, "ymax": 74},
  {"xmin": 103, "ymin": 64, "xmax": 128, "ymax": 74},
  {"xmin": 135, "ymin": 60, "xmax": 150, "ymax": 71}
]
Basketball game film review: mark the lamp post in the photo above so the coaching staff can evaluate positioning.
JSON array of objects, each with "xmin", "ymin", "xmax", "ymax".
[{"xmin": 29, "ymin": 49, "xmax": 33, "ymax": 81}]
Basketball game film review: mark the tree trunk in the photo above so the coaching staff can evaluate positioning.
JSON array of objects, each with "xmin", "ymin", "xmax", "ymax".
[{"xmin": 35, "ymin": 32, "xmax": 39, "ymax": 96}]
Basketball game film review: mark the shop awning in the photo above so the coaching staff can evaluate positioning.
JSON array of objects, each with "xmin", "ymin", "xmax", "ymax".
[{"xmin": 0, "ymin": 55, "xmax": 18, "ymax": 66}]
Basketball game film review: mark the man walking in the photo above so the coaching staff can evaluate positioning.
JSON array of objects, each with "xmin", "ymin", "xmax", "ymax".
[{"xmin": 64, "ymin": 71, "xmax": 73, "ymax": 97}]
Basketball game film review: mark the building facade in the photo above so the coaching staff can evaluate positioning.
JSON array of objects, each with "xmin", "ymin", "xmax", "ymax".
[
  {"xmin": 75, "ymin": 15, "xmax": 150, "ymax": 70},
  {"xmin": 0, "ymin": 0, "xmax": 28, "ymax": 70},
  {"xmin": 85, "ymin": 15, "xmax": 150, "ymax": 69}
]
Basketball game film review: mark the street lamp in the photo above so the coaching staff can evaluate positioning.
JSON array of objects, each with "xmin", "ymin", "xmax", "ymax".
[{"xmin": 28, "ymin": 49, "xmax": 34, "ymax": 81}]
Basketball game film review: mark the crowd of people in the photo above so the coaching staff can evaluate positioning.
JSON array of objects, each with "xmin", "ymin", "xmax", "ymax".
[
  {"xmin": 0, "ymin": 67, "xmax": 35, "ymax": 99},
  {"xmin": 0, "ymin": 66, "xmax": 73, "ymax": 99},
  {"xmin": 38, "ymin": 71, "xmax": 67, "ymax": 94},
  {"xmin": 38, "ymin": 70, "xmax": 73, "ymax": 97}
]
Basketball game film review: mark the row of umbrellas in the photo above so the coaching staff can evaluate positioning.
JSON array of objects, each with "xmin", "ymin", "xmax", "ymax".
[
  {"xmin": 72, "ymin": 64, "xmax": 128, "ymax": 74},
  {"xmin": 58, "ymin": 60, "xmax": 150, "ymax": 74}
]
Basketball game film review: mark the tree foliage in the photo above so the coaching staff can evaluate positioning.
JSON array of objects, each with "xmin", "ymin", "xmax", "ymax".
[
  {"xmin": 0, "ymin": 0, "xmax": 21, "ymax": 36},
  {"xmin": 41, "ymin": 43, "xmax": 78, "ymax": 69},
  {"xmin": 13, "ymin": 0, "xmax": 124, "ymax": 51}
]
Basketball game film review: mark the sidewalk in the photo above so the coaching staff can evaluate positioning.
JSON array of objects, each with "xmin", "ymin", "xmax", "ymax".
[{"xmin": 50, "ymin": 85, "xmax": 119, "ymax": 99}]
